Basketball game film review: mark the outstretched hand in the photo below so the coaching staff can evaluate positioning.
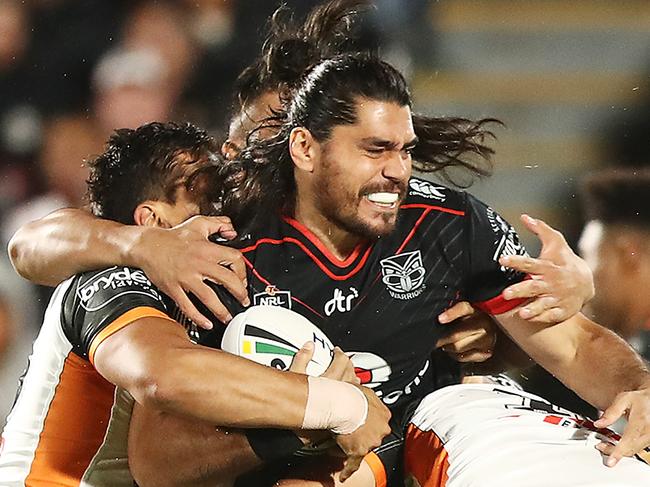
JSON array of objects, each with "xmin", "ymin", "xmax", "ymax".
[
  {"xmin": 500, "ymin": 214, "xmax": 594, "ymax": 323},
  {"xmin": 132, "ymin": 215, "xmax": 249, "ymax": 329}
]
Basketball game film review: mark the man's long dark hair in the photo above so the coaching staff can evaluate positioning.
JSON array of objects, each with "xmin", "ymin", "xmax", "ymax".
[
  {"xmin": 232, "ymin": 0, "xmax": 371, "ymax": 114},
  {"xmin": 218, "ymin": 54, "xmax": 498, "ymax": 234}
]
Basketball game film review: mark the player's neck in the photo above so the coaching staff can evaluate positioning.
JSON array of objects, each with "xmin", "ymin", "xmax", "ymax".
[{"xmin": 293, "ymin": 201, "xmax": 364, "ymax": 261}]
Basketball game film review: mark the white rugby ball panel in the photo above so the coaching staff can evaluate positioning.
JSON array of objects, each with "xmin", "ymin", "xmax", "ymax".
[{"xmin": 221, "ymin": 305, "xmax": 334, "ymax": 376}]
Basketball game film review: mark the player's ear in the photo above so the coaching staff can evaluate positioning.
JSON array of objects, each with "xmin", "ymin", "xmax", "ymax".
[
  {"xmin": 289, "ymin": 127, "xmax": 319, "ymax": 172},
  {"xmin": 133, "ymin": 202, "xmax": 171, "ymax": 228}
]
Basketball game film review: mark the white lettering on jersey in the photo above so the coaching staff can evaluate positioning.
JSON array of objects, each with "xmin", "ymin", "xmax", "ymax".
[
  {"xmin": 77, "ymin": 267, "xmax": 162, "ymax": 312},
  {"xmin": 324, "ymin": 287, "xmax": 359, "ymax": 316},
  {"xmin": 253, "ymin": 286, "xmax": 292, "ymax": 309},
  {"xmin": 486, "ymin": 207, "xmax": 528, "ymax": 273},
  {"xmin": 349, "ymin": 352, "xmax": 429, "ymax": 405},
  {"xmin": 409, "ymin": 179, "xmax": 447, "ymax": 202},
  {"xmin": 380, "ymin": 250, "xmax": 427, "ymax": 300}
]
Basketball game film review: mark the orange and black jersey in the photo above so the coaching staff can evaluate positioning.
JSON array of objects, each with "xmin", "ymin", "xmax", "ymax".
[
  {"xmin": 208, "ymin": 177, "xmax": 529, "ymax": 413},
  {"xmin": 0, "ymin": 267, "xmax": 179, "ymax": 486}
]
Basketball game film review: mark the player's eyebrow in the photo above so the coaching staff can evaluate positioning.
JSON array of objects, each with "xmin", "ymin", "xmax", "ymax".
[
  {"xmin": 360, "ymin": 136, "xmax": 419, "ymax": 150},
  {"xmin": 404, "ymin": 136, "xmax": 419, "ymax": 149}
]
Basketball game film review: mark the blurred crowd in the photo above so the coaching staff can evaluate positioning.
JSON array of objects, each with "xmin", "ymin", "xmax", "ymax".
[{"xmin": 0, "ymin": 0, "xmax": 648, "ymax": 427}]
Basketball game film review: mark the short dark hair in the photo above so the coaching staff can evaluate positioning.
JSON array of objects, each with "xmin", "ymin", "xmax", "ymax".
[
  {"xmin": 86, "ymin": 122, "xmax": 221, "ymax": 224},
  {"xmin": 581, "ymin": 168, "xmax": 650, "ymax": 228}
]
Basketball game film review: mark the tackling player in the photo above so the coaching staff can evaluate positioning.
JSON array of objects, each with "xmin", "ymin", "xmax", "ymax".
[
  {"xmin": 206, "ymin": 53, "xmax": 650, "ymax": 485},
  {"xmin": 404, "ymin": 377, "xmax": 650, "ymax": 487},
  {"xmin": 0, "ymin": 122, "xmax": 390, "ymax": 486}
]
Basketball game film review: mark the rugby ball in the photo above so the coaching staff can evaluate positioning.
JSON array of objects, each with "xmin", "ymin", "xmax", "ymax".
[{"xmin": 221, "ymin": 305, "xmax": 334, "ymax": 376}]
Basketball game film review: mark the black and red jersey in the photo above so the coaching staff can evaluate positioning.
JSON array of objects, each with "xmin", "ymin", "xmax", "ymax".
[{"xmin": 214, "ymin": 177, "xmax": 529, "ymax": 412}]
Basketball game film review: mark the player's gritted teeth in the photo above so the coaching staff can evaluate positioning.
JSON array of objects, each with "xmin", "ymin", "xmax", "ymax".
[
  {"xmin": 360, "ymin": 182, "xmax": 407, "ymax": 214},
  {"xmin": 364, "ymin": 192, "xmax": 399, "ymax": 210}
]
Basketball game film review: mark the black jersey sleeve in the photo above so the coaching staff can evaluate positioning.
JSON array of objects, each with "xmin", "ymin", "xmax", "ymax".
[
  {"xmin": 61, "ymin": 266, "xmax": 175, "ymax": 363},
  {"xmin": 462, "ymin": 193, "xmax": 530, "ymax": 314}
]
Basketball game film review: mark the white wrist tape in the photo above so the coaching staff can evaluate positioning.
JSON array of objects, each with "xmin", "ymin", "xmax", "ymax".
[{"xmin": 302, "ymin": 376, "xmax": 369, "ymax": 435}]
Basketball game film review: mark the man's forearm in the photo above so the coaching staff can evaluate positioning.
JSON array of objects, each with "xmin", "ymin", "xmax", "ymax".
[
  {"xmin": 8, "ymin": 208, "xmax": 140, "ymax": 285},
  {"xmin": 568, "ymin": 315, "xmax": 650, "ymax": 409},
  {"xmin": 129, "ymin": 405, "xmax": 262, "ymax": 487},
  {"xmin": 497, "ymin": 310, "xmax": 650, "ymax": 410},
  {"xmin": 95, "ymin": 320, "xmax": 369, "ymax": 431}
]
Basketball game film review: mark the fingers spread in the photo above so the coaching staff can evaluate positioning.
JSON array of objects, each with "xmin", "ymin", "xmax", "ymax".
[
  {"xmin": 594, "ymin": 396, "xmax": 630, "ymax": 429},
  {"xmin": 499, "ymin": 255, "xmax": 552, "ymax": 275},
  {"xmin": 204, "ymin": 264, "xmax": 250, "ymax": 307},
  {"xmin": 208, "ymin": 245, "xmax": 248, "ymax": 283},
  {"xmin": 608, "ymin": 404, "xmax": 650, "ymax": 467},
  {"xmin": 520, "ymin": 214, "xmax": 565, "ymax": 246}
]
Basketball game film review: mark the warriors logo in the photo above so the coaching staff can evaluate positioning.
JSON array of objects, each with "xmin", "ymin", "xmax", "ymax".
[{"xmin": 380, "ymin": 250, "xmax": 427, "ymax": 300}]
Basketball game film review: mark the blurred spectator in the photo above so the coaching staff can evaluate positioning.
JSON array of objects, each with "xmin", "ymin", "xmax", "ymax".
[
  {"xmin": 121, "ymin": 1, "xmax": 197, "ymax": 100},
  {"xmin": 0, "ymin": 0, "xmax": 126, "ymax": 159},
  {"xmin": 579, "ymin": 168, "xmax": 650, "ymax": 361},
  {"xmin": 92, "ymin": 47, "xmax": 176, "ymax": 136},
  {"xmin": 0, "ymin": 296, "xmax": 11, "ymax": 362},
  {"xmin": 0, "ymin": 1, "xmax": 39, "ymax": 159},
  {"xmin": 3, "ymin": 113, "xmax": 101, "ymax": 244},
  {"xmin": 603, "ymin": 96, "xmax": 650, "ymax": 170}
]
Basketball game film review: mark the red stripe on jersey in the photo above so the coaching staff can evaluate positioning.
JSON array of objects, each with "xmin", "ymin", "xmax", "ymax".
[
  {"xmin": 400, "ymin": 203, "xmax": 465, "ymax": 216},
  {"xmin": 283, "ymin": 216, "xmax": 370, "ymax": 267},
  {"xmin": 395, "ymin": 208, "xmax": 433, "ymax": 255},
  {"xmin": 473, "ymin": 293, "xmax": 527, "ymax": 315},
  {"xmin": 473, "ymin": 275, "xmax": 532, "ymax": 315},
  {"xmin": 242, "ymin": 237, "xmax": 373, "ymax": 281}
]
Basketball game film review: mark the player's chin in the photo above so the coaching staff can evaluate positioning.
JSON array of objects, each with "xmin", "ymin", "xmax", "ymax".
[{"xmin": 358, "ymin": 216, "xmax": 397, "ymax": 239}]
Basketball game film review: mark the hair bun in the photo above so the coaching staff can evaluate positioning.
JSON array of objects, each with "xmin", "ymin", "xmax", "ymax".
[{"xmin": 267, "ymin": 38, "xmax": 314, "ymax": 85}]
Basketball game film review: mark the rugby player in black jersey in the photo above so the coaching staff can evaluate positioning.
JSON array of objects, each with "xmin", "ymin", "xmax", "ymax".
[
  {"xmin": 5, "ymin": 3, "xmax": 600, "ymax": 487},
  {"xmin": 127, "ymin": 51, "xmax": 648, "ymax": 487},
  {"xmin": 0, "ymin": 122, "xmax": 391, "ymax": 486}
]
